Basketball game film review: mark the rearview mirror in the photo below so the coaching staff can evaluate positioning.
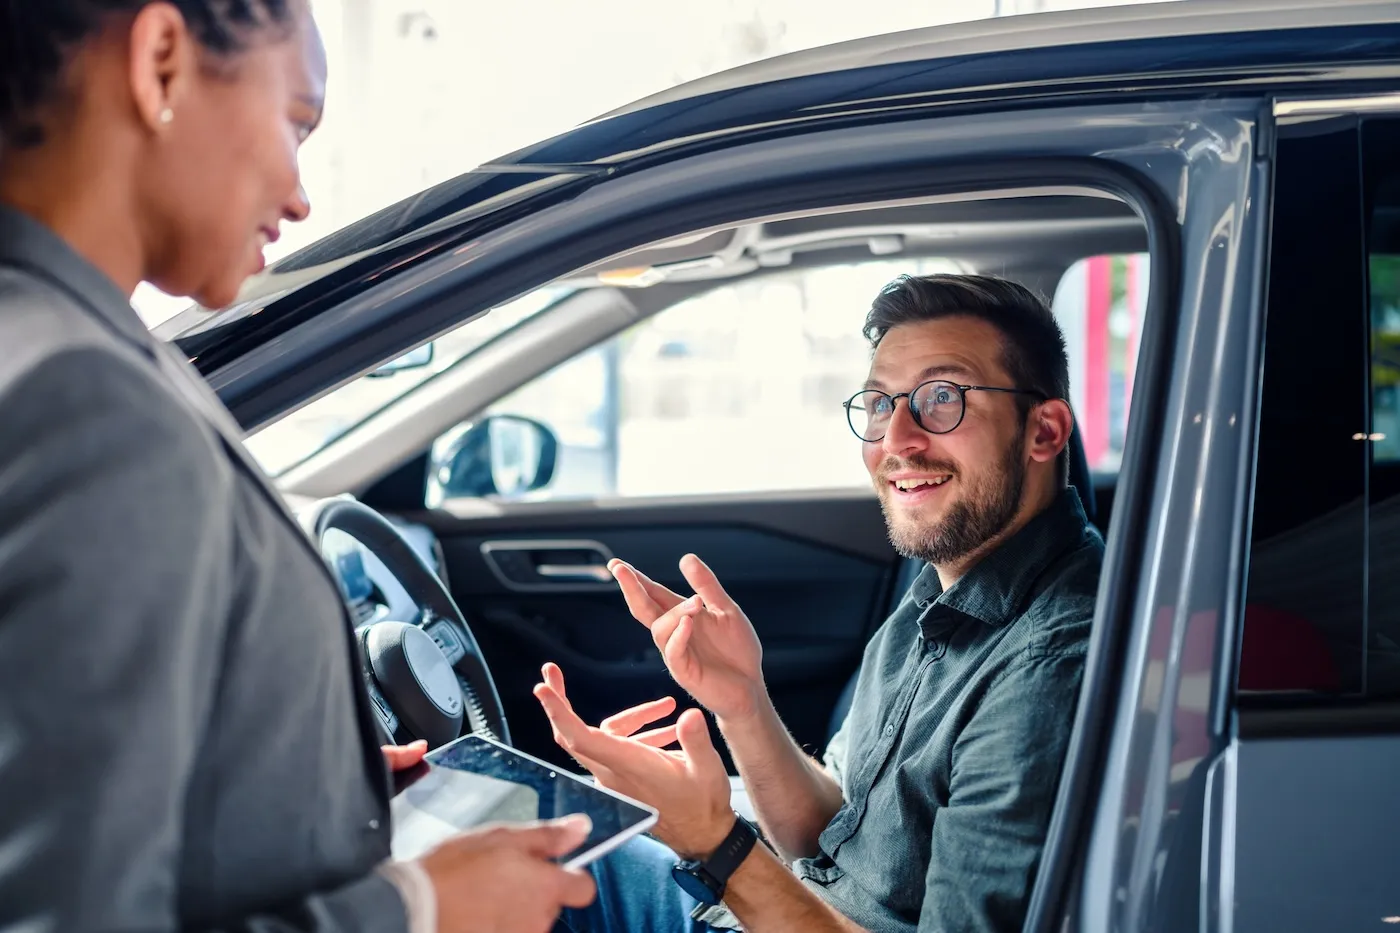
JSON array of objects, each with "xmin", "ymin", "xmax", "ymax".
[
  {"xmin": 425, "ymin": 415, "xmax": 559, "ymax": 506},
  {"xmin": 368, "ymin": 343, "xmax": 434, "ymax": 378}
]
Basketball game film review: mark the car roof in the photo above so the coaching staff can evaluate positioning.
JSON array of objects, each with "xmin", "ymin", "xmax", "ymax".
[
  {"xmin": 593, "ymin": 0, "xmax": 1400, "ymax": 124},
  {"xmin": 483, "ymin": 0, "xmax": 1400, "ymax": 169}
]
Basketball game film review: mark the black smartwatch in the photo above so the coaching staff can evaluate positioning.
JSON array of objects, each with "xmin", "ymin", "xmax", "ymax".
[{"xmin": 671, "ymin": 814, "xmax": 759, "ymax": 906}]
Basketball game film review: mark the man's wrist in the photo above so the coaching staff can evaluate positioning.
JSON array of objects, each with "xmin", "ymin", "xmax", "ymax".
[
  {"xmin": 678, "ymin": 809, "xmax": 743, "ymax": 862},
  {"xmin": 715, "ymin": 684, "xmax": 776, "ymax": 735},
  {"xmin": 673, "ymin": 813, "xmax": 761, "ymax": 906}
]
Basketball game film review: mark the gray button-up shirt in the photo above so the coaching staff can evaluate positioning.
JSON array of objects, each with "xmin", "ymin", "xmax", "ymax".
[{"xmin": 800, "ymin": 489, "xmax": 1102, "ymax": 933}]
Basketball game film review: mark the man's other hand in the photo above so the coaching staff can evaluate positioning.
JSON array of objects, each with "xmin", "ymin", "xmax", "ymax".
[
  {"xmin": 534, "ymin": 662, "xmax": 734, "ymax": 860},
  {"xmin": 419, "ymin": 816, "xmax": 597, "ymax": 933},
  {"xmin": 610, "ymin": 554, "xmax": 765, "ymax": 722}
]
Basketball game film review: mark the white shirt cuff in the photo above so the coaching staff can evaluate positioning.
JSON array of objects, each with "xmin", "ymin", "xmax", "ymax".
[{"xmin": 378, "ymin": 859, "xmax": 437, "ymax": 933}]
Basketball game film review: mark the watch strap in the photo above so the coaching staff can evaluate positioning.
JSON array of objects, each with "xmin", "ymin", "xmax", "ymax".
[{"xmin": 701, "ymin": 814, "xmax": 759, "ymax": 890}]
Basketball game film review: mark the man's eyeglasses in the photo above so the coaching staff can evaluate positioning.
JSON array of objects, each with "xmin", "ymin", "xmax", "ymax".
[{"xmin": 842, "ymin": 380, "xmax": 1047, "ymax": 442}]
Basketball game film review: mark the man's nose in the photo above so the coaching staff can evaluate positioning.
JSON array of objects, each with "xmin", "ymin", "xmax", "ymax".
[{"xmin": 881, "ymin": 397, "xmax": 931, "ymax": 458}]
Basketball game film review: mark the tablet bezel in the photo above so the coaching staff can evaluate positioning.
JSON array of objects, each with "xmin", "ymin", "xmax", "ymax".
[{"xmin": 414, "ymin": 732, "xmax": 660, "ymax": 870}]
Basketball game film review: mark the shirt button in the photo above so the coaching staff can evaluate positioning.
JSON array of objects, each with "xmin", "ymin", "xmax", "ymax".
[
  {"xmin": 368, "ymin": 819, "xmax": 380, "ymax": 830},
  {"xmin": 884, "ymin": 724, "xmax": 895, "ymax": 737}
]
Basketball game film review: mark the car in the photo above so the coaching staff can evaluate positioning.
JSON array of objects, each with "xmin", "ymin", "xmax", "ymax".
[{"xmin": 155, "ymin": 1, "xmax": 1400, "ymax": 929}]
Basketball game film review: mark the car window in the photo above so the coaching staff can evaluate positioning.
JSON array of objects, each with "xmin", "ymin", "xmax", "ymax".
[
  {"xmin": 477, "ymin": 260, "xmax": 956, "ymax": 500},
  {"xmin": 461, "ymin": 253, "xmax": 1146, "ymax": 503},
  {"xmin": 1052, "ymin": 253, "xmax": 1149, "ymax": 474},
  {"xmin": 1242, "ymin": 114, "xmax": 1400, "ymax": 698},
  {"xmin": 243, "ymin": 287, "xmax": 570, "ymax": 476}
]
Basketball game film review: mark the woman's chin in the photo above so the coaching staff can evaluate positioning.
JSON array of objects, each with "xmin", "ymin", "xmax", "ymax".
[{"xmin": 191, "ymin": 273, "xmax": 253, "ymax": 312}]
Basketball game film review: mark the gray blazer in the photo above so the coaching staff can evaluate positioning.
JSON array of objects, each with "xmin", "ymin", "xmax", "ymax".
[{"xmin": 0, "ymin": 207, "xmax": 408, "ymax": 932}]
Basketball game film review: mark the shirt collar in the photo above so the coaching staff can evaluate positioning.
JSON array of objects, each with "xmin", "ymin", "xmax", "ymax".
[
  {"xmin": 0, "ymin": 205, "xmax": 152, "ymax": 353},
  {"xmin": 906, "ymin": 487, "xmax": 1093, "ymax": 634}
]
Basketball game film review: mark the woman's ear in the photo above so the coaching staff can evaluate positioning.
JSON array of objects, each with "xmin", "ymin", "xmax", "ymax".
[
  {"xmin": 1028, "ymin": 398, "xmax": 1074, "ymax": 467},
  {"xmin": 127, "ymin": 3, "xmax": 198, "ymax": 133}
]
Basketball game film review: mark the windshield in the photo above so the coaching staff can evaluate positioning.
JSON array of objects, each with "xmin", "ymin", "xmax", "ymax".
[{"xmin": 243, "ymin": 287, "xmax": 571, "ymax": 476}]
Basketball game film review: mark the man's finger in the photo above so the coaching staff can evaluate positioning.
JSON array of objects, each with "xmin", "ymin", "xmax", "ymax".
[
  {"xmin": 676, "ymin": 708, "xmax": 726, "ymax": 777},
  {"xmin": 533, "ymin": 683, "xmax": 592, "ymax": 751},
  {"xmin": 611, "ymin": 560, "xmax": 685, "ymax": 614},
  {"xmin": 512, "ymin": 814, "xmax": 594, "ymax": 858},
  {"xmin": 631, "ymin": 725, "xmax": 680, "ymax": 748},
  {"xmin": 662, "ymin": 614, "xmax": 695, "ymax": 673},
  {"xmin": 647, "ymin": 598, "xmax": 699, "ymax": 655},
  {"xmin": 542, "ymin": 662, "xmax": 568, "ymax": 699},
  {"xmin": 610, "ymin": 561, "xmax": 662, "ymax": 623},
  {"xmin": 679, "ymin": 554, "xmax": 738, "ymax": 614},
  {"xmin": 600, "ymin": 696, "xmax": 677, "ymax": 737}
]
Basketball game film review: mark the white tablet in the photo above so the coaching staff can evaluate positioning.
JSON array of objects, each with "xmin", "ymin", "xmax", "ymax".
[{"xmin": 389, "ymin": 733, "xmax": 659, "ymax": 870}]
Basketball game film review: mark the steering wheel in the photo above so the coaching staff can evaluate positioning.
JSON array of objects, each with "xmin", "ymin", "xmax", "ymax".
[{"xmin": 304, "ymin": 497, "xmax": 510, "ymax": 748}]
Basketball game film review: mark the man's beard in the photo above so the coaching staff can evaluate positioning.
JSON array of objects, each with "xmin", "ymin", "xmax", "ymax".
[{"xmin": 878, "ymin": 442, "xmax": 1026, "ymax": 566}]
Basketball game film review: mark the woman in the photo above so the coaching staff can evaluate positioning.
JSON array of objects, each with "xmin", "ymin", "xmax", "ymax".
[{"xmin": 0, "ymin": 3, "xmax": 593, "ymax": 931}]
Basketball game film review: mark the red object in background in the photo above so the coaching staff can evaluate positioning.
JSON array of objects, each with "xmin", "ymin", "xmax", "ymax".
[
  {"xmin": 1238, "ymin": 605, "xmax": 1341, "ymax": 692},
  {"xmin": 1125, "ymin": 254, "xmax": 1139, "ymax": 411},
  {"xmin": 1084, "ymin": 255, "xmax": 1111, "ymax": 466}
]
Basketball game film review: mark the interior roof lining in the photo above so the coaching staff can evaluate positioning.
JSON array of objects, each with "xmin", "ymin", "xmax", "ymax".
[{"xmin": 570, "ymin": 188, "xmax": 1141, "ymax": 282}]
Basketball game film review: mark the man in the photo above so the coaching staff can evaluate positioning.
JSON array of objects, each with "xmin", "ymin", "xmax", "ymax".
[{"xmin": 534, "ymin": 274, "xmax": 1104, "ymax": 933}]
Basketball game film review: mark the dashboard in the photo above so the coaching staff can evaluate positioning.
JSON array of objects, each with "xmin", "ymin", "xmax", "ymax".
[{"xmin": 321, "ymin": 517, "xmax": 448, "ymax": 626}]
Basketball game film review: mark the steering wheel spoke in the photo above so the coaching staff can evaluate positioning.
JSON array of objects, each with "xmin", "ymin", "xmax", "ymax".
[{"xmin": 307, "ymin": 497, "xmax": 511, "ymax": 749}]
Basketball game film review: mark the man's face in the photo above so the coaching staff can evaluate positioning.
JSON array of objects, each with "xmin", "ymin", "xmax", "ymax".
[{"xmin": 860, "ymin": 316, "xmax": 1030, "ymax": 566}]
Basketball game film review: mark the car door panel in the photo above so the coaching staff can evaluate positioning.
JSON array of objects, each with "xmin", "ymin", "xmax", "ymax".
[{"xmin": 417, "ymin": 492, "xmax": 895, "ymax": 770}]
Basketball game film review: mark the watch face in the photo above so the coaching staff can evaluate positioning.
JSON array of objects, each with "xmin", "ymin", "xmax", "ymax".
[{"xmin": 671, "ymin": 864, "xmax": 720, "ymax": 905}]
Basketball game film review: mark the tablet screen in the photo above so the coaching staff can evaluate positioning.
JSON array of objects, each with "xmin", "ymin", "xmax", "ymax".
[{"xmin": 390, "ymin": 733, "xmax": 657, "ymax": 868}]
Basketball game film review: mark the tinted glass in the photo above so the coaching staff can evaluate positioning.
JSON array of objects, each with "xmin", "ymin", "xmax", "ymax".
[
  {"xmin": 1244, "ymin": 115, "xmax": 1400, "ymax": 698},
  {"xmin": 1362, "ymin": 118, "xmax": 1400, "ymax": 695},
  {"xmin": 1244, "ymin": 118, "xmax": 1367, "ymax": 695}
]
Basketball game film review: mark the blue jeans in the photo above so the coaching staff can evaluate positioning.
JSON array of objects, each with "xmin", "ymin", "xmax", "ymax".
[{"xmin": 553, "ymin": 835, "xmax": 721, "ymax": 933}]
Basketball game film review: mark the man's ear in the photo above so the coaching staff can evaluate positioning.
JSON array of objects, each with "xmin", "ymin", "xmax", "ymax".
[
  {"xmin": 127, "ymin": 3, "xmax": 198, "ymax": 133},
  {"xmin": 1027, "ymin": 398, "xmax": 1074, "ymax": 467}
]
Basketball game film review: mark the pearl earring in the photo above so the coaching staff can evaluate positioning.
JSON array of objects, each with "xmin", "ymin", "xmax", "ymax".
[{"xmin": 159, "ymin": 107, "xmax": 174, "ymax": 125}]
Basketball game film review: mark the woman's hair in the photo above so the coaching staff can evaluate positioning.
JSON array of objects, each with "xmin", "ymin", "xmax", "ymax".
[{"xmin": 1, "ymin": 0, "xmax": 294, "ymax": 148}]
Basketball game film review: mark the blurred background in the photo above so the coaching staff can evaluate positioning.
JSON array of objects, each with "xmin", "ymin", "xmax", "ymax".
[{"xmin": 130, "ymin": 0, "xmax": 1177, "ymax": 328}]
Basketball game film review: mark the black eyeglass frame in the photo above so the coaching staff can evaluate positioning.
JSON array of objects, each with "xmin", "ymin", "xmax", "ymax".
[{"xmin": 842, "ymin": 380, "xmax": 1048, "ymax": 442}]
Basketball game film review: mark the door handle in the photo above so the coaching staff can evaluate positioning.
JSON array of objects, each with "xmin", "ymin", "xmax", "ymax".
[
  {"xmin": 480, "ymin": 539, "xmax": 617, "ymax": 591},
  {"xmin": 535, "ymin": 564, "xmax": 613, "ymax": 583}
]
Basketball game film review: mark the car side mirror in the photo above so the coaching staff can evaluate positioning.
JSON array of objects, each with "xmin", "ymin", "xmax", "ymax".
[
  {"xmin": 368, "ymin": 343, "xmax": 434, "ymax": 378},
  {"xmin": 426, "ymin": 415, "xmax": 559, "ymax": 505}
]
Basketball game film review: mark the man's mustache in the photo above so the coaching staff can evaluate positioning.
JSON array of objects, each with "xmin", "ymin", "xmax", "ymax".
[{"xmin": 876, "ymin": 455, "xmax": 959, "ymax": 483}]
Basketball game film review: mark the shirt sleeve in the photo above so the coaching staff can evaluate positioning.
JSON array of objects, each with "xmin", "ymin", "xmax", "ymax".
[
  {"xmin": 822, "ymin": 717, "xmax": 851, "ymax": 792},
  {"xmin": 918, "ymin": 651, "xmax": 1086, "ymax": 933},
  {"xmin": 378, "ymin": 861, "xmax": 437, "ymax": 933},
  {"xmin": 0, "ymin": 349, "xmax": 408, "ymax": 933}
]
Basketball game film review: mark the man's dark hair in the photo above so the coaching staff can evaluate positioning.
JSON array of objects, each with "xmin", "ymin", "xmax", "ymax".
[
  {"xmin": 1, "ymin": 0, "xmax": 294, "ymax": 148},
  {"xmin": 864, "ymin": 273, "xmax": 1073, "ymax": 484}
]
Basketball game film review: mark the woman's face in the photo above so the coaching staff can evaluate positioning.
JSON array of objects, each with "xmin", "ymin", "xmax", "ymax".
[{"xmin": 138, "ymin": 4, "xmax": 327, "ymax": 309}]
